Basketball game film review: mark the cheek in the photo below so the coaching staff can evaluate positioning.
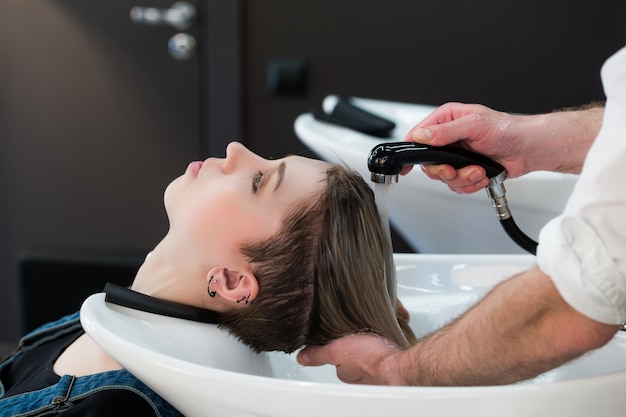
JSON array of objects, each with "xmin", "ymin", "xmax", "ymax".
[
  {"xmin": 179, "ymin": 192, "xmax": 251, "ymax": 241},
  {"xmin": 184, "ymin": 205, "xmax": 273, "ymax": 263},
  {"xmin": 165, "ymin": 176, "xmax": 227, "ymax": 225},
  {"xmin": 166, "ymin": 178, "xmax": 282, "ymax": 253},
  {"xmin": 168, "ymin": 198, "xmax": 237, "ymax": 261},
  {"xmin": 206, "ymin": 200, "xmax": 282, "ymax": 251}
]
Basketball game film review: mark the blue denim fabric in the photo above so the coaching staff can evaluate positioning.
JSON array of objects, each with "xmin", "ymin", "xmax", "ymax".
[{"xmin": 0, "ymin": 312, "xmax": 182, "ymax": 417}]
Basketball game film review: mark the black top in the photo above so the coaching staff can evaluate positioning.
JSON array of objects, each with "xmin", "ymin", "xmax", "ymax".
[{"xmin": 1, "ymin": 327, "xmax": 159, "ymax": 416}]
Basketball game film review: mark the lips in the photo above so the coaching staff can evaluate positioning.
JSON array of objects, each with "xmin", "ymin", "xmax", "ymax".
[{"xmin": 187, "ymin": 161, "xmax": 203, "ymax": 177}]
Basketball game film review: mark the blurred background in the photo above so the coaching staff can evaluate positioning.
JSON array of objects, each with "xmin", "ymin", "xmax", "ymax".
[{"xmin": 1, "ymin": 0, "xmax": 625, "ymax": 351}]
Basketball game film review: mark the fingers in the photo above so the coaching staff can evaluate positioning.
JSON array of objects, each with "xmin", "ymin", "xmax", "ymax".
[
  {"xmin": 297, "ymin": 344, "xmax": 332, "ymax": 367},
  {"xmin": 297, "ymin": 334, "xmax": 401, "ymax": 385},
  {"xmin": 402, "ymin": 161, "xmax": 490, "ymax": 194},
  {"xmin": 297, "ymin": 343, "xmax": 369, "ymax": 384},
  {"xmin": 420, "ymin": 164, "xmax": 458, "ymax": 181},
  {"xmin": 396, "ymin": 299, "xmax": 410, "ymax": 323},
  {"xmin": 400, "ymin": 165, "xmax": 414, "ymax": 175},
  {"xmin": 420, "ymin": 164, "xmax": 490, "ymax": 194},
  {"xmin": 401, "ymin": 102, "xmax": 502, "ymax": 193},
  {"xmin": 447, "ymin": 177, "xmax": 491, "ymax": 194}
]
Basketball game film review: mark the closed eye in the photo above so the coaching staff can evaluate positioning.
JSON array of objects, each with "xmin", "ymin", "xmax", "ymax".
[{"xmin": 252, "ymin": 171, "xmax": 264, "ymax": 192}]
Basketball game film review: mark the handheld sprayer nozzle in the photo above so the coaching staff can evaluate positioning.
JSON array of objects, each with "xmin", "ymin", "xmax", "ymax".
[
  {"xmin": 367, "ymin": 142, "xmax": 506, "ymax": 180},
  {"xmin": 371, "ymin": 172, "xmax": 399, "ymax": 184},
  {"xmin": 367, "ymin": 141, "xmax": 538, "ymax": 255}
]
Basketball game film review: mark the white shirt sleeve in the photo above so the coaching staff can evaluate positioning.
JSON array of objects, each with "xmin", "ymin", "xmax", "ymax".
[{"xmin": 537, "ymin": 45, "xmax": 626, "ymax": 325}]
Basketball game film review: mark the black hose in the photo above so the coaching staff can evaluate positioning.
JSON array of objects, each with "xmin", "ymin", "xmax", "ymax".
[{"xmin": 499, "ymin": 217, "xmax": 538, "ymax": 255}]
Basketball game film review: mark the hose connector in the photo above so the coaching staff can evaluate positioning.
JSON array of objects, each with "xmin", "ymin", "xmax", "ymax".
[{"xmin": 486, "ymin": 172, "xmax": 511, "ymax": 220}]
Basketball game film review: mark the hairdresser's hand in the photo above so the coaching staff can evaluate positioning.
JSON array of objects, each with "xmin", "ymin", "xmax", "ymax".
[
  {"xmin": 403, "ymin": 102, "xmax": 603, "ymax": 193},
  {"xmin": 403, "ymin": 103, "xmax": 528, "ymax": 194},
  {"xmin": 297, "ymin": 334, "xmax": 405, "ymax": 385},
  {"xmin": 397, "ymin": 299, "xmax": 410, "ymax": 323}
]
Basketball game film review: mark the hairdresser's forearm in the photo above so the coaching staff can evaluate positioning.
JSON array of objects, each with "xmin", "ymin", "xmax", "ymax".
[
  {"xmin": 521, "ymin": 105, "xmax": 604, "ymax": 175},
  {"xmin": 384, "ymin": 267, "xmax": 618, "ymax": 386}
]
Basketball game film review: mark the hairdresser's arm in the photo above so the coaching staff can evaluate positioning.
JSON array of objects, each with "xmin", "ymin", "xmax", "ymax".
[
  {"xmin": 297, "ymin": 267, "xmax": 618, "ymax": 386},
  {"xmin": 403, "ymin": 103, "xmax": 604, "ymax": 194}
]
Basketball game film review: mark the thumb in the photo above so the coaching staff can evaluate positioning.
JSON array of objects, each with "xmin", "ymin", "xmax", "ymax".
[
  {"xmin": 406, "ymin": 114, "xmax": 479, "ymax": 148},
  {"xmin": 297, "ymin": 345, "xmax": 332, "ymax": 367},
  {"xmin": 404, "ymin": 126, "xmax": 434, "ymax": 144}
]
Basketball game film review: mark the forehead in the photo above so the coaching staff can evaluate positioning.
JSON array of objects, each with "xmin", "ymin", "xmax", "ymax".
[
  {"xmin": 285, "ymin": 154, "xmax": 328, "ymax": 172},
  {"xmin": 279, "ymin": 155, "xmax": 328, "ymax": 198}
]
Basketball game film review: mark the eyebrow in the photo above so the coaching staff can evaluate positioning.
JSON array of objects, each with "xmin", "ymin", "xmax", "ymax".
[{"xmin": 274, "ymin": 161, "xmax": 286, "ymax": 191}]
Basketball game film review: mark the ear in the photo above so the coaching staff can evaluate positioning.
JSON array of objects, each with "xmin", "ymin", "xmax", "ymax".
[{"xmin": 207, "ymin": 266, "xmax": 259, "ymax": 304}]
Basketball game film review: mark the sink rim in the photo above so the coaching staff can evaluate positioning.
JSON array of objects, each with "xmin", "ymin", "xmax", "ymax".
[{"xmin": 81, "ymin": 253, "xmax": 626, "ymax": 395}]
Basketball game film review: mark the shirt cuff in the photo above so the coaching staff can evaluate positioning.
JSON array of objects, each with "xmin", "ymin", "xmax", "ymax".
[{"xmin": 537, "ymin": 215, "xmax": 626, "ymax": 324}]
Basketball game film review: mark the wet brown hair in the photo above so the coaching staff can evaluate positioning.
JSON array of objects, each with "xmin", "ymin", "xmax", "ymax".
[{"xmin": 218, "ymin": 164, "xmax": 414, "ymax": 353}]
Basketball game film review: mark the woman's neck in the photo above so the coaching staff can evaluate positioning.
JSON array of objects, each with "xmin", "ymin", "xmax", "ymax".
[{"xmin": 130, "ymin": 236, "xmax": 209, "ymax": 310}]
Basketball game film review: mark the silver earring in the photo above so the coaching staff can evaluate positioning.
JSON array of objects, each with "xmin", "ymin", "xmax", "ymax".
[{"xmin": 207, "ymin": 277, "xmax": 216, "ymax": 298}]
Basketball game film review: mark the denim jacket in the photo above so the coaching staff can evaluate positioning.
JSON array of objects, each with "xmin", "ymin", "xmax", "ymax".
[{"xmin": 0, "ymin": 312, "xmax": 182, "ymax": 417}]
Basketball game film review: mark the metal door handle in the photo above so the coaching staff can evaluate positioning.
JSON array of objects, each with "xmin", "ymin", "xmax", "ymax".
[
  {"xmin": 130, "ymin": 1, "xmax": 196, "ymax": 31},
  {"xmin": 168, "ymin": 33, "xmax": 196, "ymax": 61}
]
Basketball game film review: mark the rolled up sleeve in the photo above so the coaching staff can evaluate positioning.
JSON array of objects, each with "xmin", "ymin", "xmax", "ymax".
[{"xmin": 537, "ymin": 46, "xmax": 626, "ymax": 325}]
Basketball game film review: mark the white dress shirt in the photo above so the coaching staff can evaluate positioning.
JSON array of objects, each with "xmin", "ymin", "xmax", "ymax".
[{"xmin": 537, "ymin": 45, "xmax": 626, "ymax": 324}]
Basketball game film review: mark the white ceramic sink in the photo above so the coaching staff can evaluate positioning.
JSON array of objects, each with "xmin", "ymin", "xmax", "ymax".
[
  {"xmin": 81, "ymin": 254, "xmax": 626, "ymax": 417},
  {"xmin": 295, "ymin": 96, "xmax": 578, "ymax": 254}
]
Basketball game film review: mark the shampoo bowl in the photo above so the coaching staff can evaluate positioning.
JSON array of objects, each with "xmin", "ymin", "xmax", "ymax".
[
  {"xmin": 81, "ymin": 254, "xmax": 626, "ymax": 417},
  {"xmin": 295, "ymin": 96, "xmax": 578, "ymax": 253}
]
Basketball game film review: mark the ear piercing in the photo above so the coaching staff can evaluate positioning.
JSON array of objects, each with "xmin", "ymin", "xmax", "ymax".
[
  {"xmin": 237, "ymin": 294, "xmax": 252, "ymax": 305},
  {"xmin": 207, "ymin": 277, "xmax": 216, "ymax": 298},
  {"xmin": 208, "ymin": 276, "xmax": 252, "ymax": 304}
]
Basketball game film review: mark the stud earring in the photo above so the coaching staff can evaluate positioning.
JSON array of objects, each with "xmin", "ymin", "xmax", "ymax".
[{"xmin": 207, "ymin": 277, "xmax": 216, "ymax": 298}]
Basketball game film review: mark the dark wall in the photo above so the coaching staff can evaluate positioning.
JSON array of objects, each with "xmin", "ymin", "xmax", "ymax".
[
  {"xmin": 1, "ymin": 1, "xmax": 625, "ymax": 345},
  {"xmin": 243, "ymin": 0, "xmax": 626, "ymax": 158},
  {"xmin": 0, "ymin": 0, "xmax": 201, "ymax": 344}
]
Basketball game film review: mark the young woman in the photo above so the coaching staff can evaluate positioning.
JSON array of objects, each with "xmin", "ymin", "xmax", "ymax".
[{"xmin": 0, "ymin": 142, "xmax": 415, "ymax": 416}]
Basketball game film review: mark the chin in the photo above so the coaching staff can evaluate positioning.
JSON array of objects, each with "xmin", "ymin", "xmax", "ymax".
[{"xmin": 162, "ymin": 179, "xmax": 180, "ymax": 217}]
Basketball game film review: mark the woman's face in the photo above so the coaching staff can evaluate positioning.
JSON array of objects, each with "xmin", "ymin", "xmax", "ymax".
[{"xmin": 164, "ymin": 142, "xmax": 328, "ymax": 266}]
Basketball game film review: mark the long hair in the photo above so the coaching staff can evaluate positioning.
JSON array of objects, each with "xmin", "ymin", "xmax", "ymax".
[{"xmin": 217, "ymin": 164, "xmax": 414, "ymax": 353}]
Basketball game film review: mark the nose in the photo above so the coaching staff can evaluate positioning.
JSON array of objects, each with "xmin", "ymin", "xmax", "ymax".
[{"xmin": 222, "ymin": 141, "xmax": 265, "ymax": 173}]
